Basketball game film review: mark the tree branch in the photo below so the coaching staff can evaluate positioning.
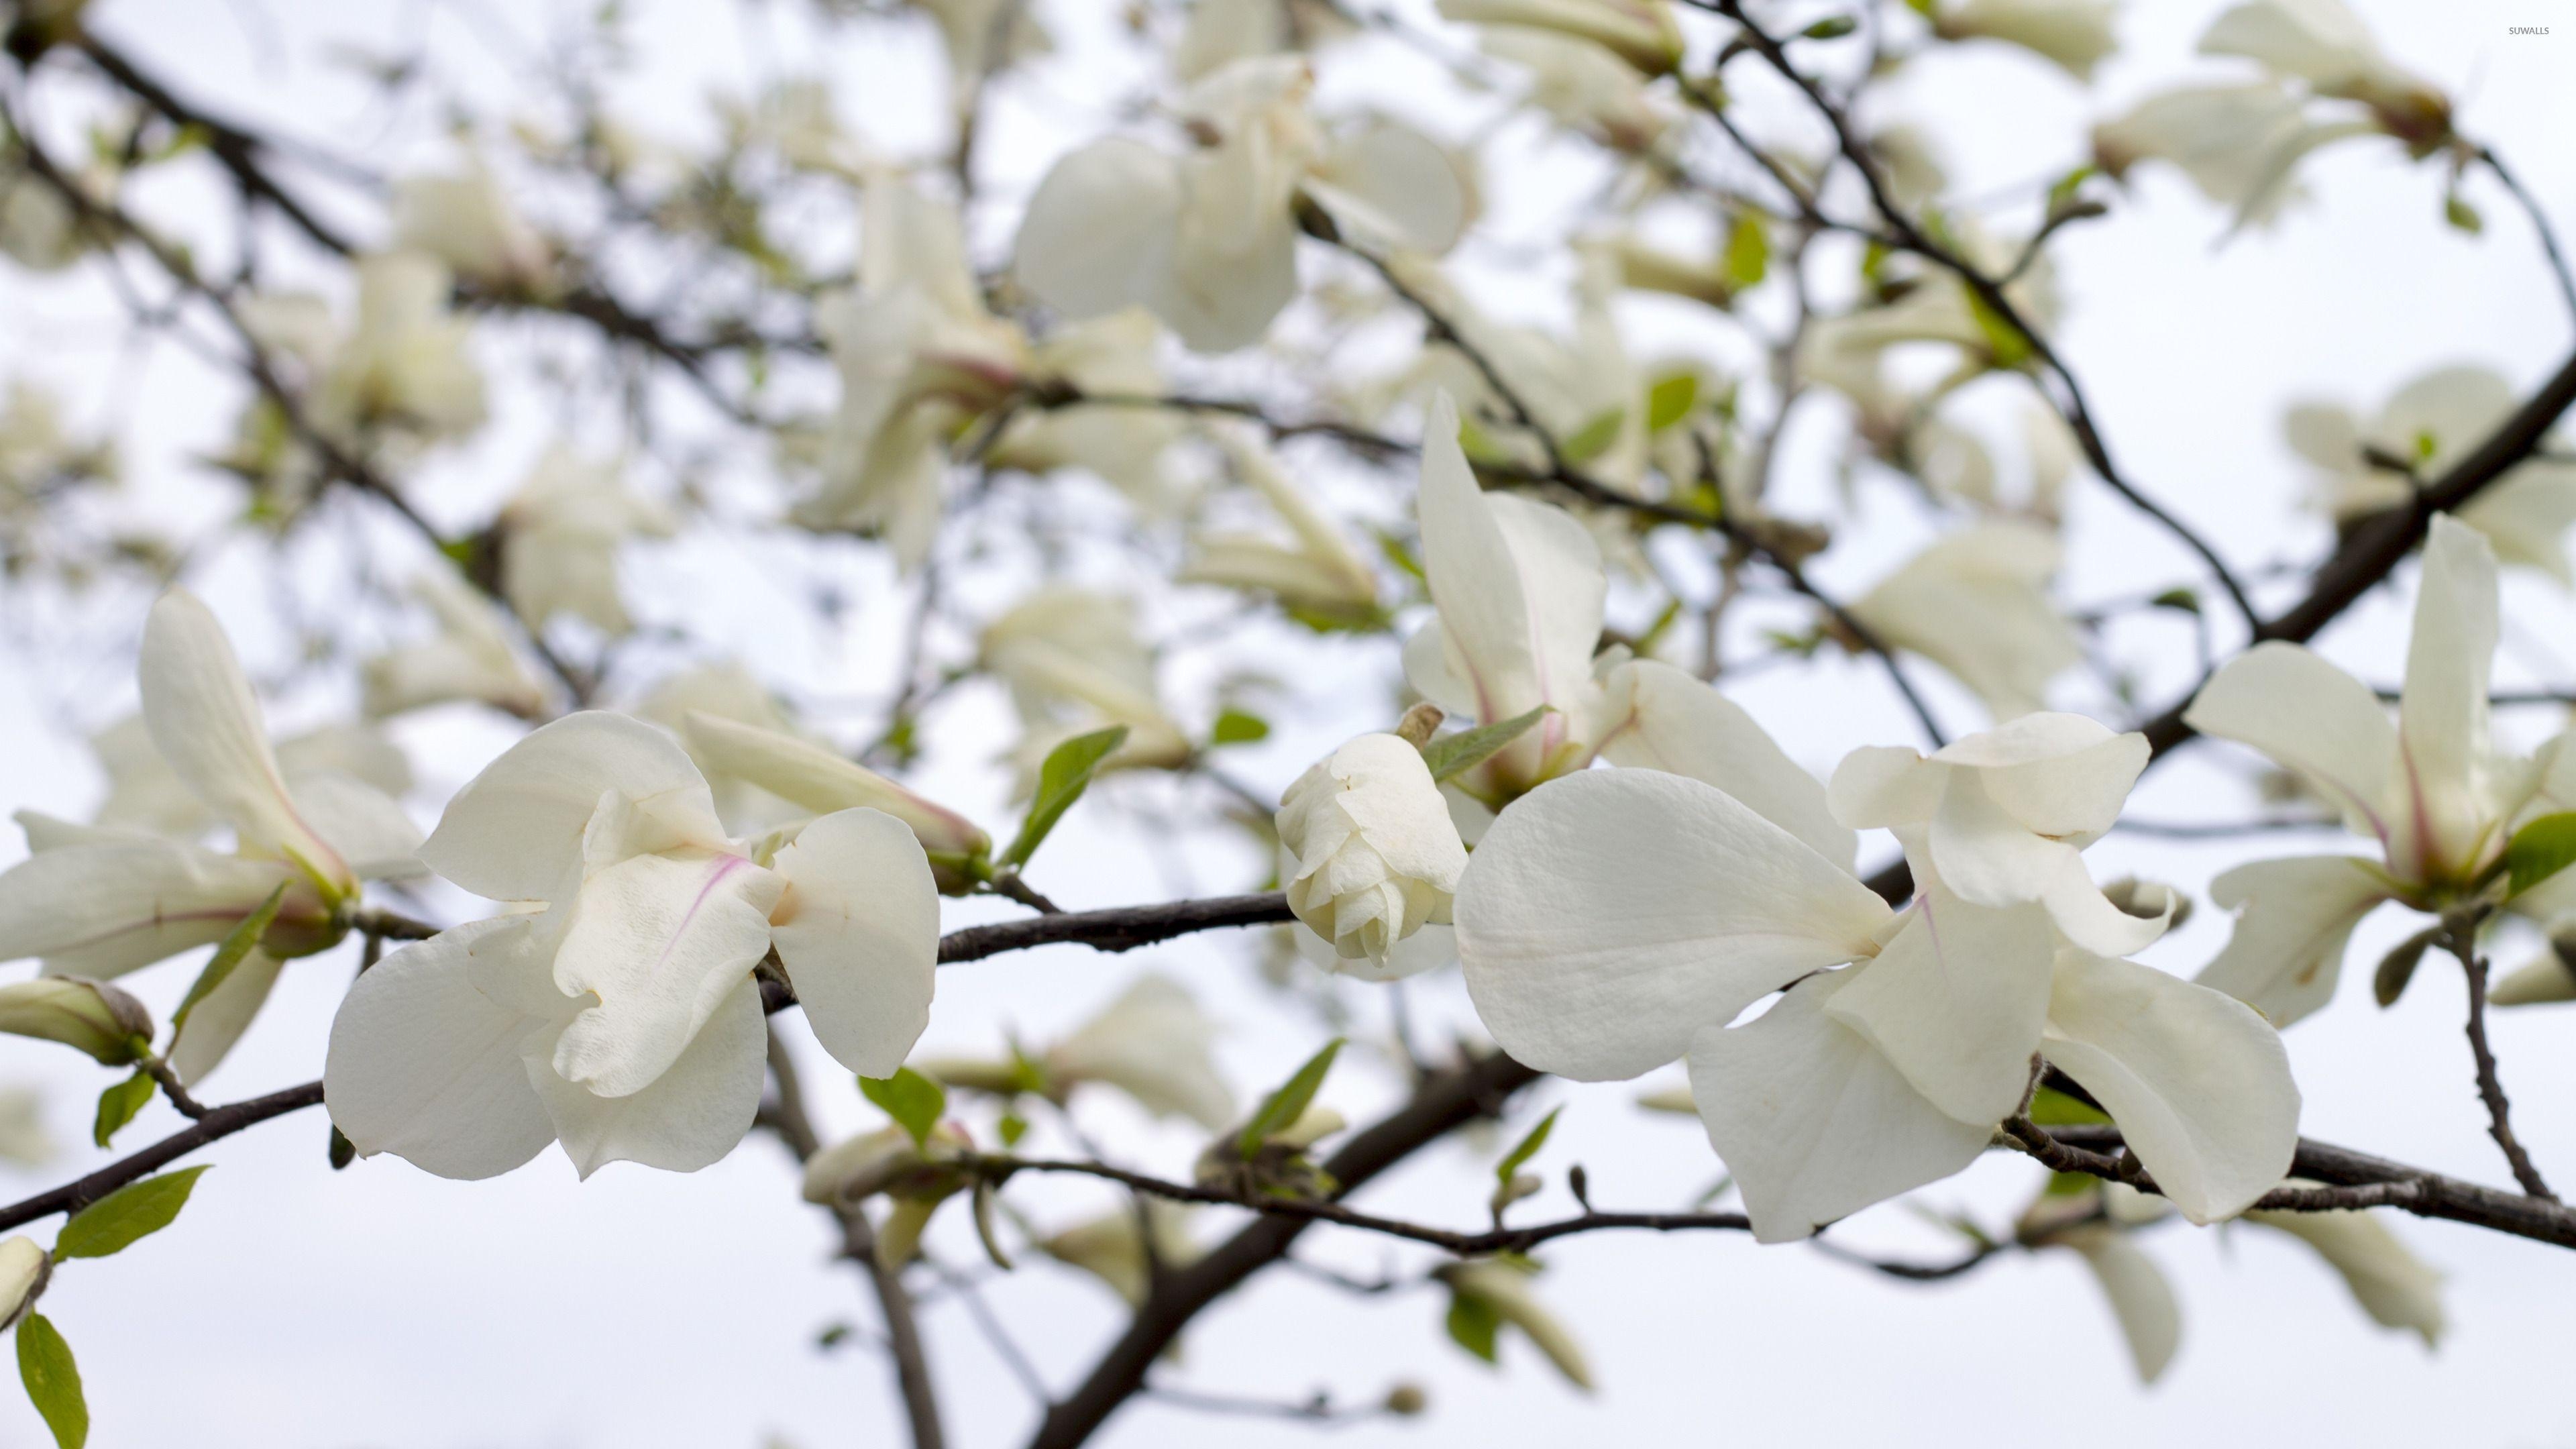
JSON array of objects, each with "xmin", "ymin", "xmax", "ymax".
[{"xmin": 2445, "ymin": 919, "xmax": 2555, "ymax": 1200}]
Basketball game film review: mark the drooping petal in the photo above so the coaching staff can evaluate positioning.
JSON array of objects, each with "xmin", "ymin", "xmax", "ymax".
[
  {"xmin": 2046, "ymin": 949, "xmax": 2301, "ymax": 1224},
  {"xmin": 1931, "ymin": 712, "xmax": 2147, "ymax": 839},
  {"xmin": 420, "ymin": 711, "xmax": 722, "ymax": 905},
  {"xmin": 2196, "ymin": 854, "xmax": 2391, "ymax": 1027},
  {"xmin": 1456, "ymin": 768, "xmax": 1892, "ymax": 1081},
  {"xmin": 1304, "ymin": 119, "xmax": 1467, "ymax": 255},
  {"xmin": 166, "ymin": 948, "xmax": 283, "ymax": 1085},
  {"xmin": 1046, "ymin": 973, "xmax": 1236, "ymax": 1129},
  {"xmin": 768, "ymin": 807, "xmax": 940, "ymax": 1079},
  {"xmin": 547, "ymin": 851, "xmax": 785, "ymax": 1098},
  {"xmin": 2183, "ymin": 642, "xmax": 2396, "ymax": 848},
  {"xmin": 286, "ymin": 772, "xmax": 423, "ymax": 880},
  {"xmin": 2396, "ymin": 515, "xmax": 2502, "ymax": 879},
  {"xmin": 531, "ymin": 975, "xmax": 766, "ymax": 1178},
  {"xmin": 139, "ymin": 590, "xmax": 350, "ymax": 890},
  {"xmin": 2244, "ymin": 1203, "xmax": 2445, "ymax": 1345},
  {"xmin": 2060, "ymin": 1226, "xmax": 2182, "ymax": 1383},
  {"xmin": 1597, "ymin": 659, "xmax": 1855, "ymax": 869},
  {"xmin": 1686, "ymin": 973, "xmax": 1994, "ymax": 1244},
  {"xmin": 0, "ymin": 841, "xmax": 307, "ymax": 978},
  {"xmin": 323, "ymin": 916, "xmax": 559, "ymax": 1180},
  {"xmin": 1821, "ymin": 891, "xmax": 2055, "ymax": 1126},
  {"xmin": 1014, "ymin": 139, "xmax": 1187, "ymax": 326}
]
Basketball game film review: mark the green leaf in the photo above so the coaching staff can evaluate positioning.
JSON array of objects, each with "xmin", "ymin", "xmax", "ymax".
[
  {"xmin": 1238, "ymin": 1038, "xmax": 1344, "ymax": 1161},
  {"xmin": 1723, "ymin": 212, "xmax": 1770, "ymax": 290},
  {"xmin": 1965, "ymin": 286, "xmax": 2033, "ymax": 369},
  {"xmin": 1645, "ymin": 372, "xmax": 1700, "ymax": 432},
  {"xmin": 90, "ymin": 1072, "xmax": 153, "ymax": 1150},
  {"xmin": 16, "ymin": 1313, "xmax": 84, "ymax": 1449},
  {"xmin": 170, "ymin": 883, "xmax": 287, "ymax": 1037},
  {"xmin": 54, "ymin": 1165, "xmax": 210, "ymax": 1263},
  {"xmin": 1209, "ymin": 709, "xmax": 1270, "ymax": 747},
  {"xmin": 2374, "ymin": 925, "xmax": 2444, "ymax": 1008},
  {"xmin": 859, "ymin": 1067, "xmax": 947, "ymax": 1149},
  {"xmin": 2149, "ymin": 588, "xmax": 2201, "ymax": 615},
  {"xmin": 2042, "ymin": 1169, "xmax": 2096, "ymax": 1198},
  {"xmin": 1001, "ymin": 726, "xmax": 1129, "ymax": 868},
  {"xmin": 2045, "ymin": 162, "xmax": 2098, "ymax": 215},
  {"xmin": 2506, "ymin": 812, "xmax": 2576, "ymax": 898},
  {"xmin": 1801, "ymin": 15, "xmax": 1856, "ymax": 38},
  {"xmin": 1445, "ymin": 1293, "xmax": 1501, "ymax": 1364},
  {"xmin": 1372, "ymin": 527, "xmax": 1427, "ymax": 585},
  {"xmin": 2027, "ymin": 1087, "xmax": 2109, "ymax": 1127},
  {"xmin": 1558, "ymin": 408, "xmax": 1625, "ymax": 465},
  {"xmin": 2444, "ymin": 193, "xmax": 2483, "ymax": 235},
  {"xmin": 997, "ymin": 1111, "xmax": 1028, "ymax": 1149},
  {"xmin": 1493, "ymin": 1107, "xmax": 1562, "ymax": 1191},
  {"xmin": 1418, "ymin": 706, "xmax": 1550, "ymax": 784}
]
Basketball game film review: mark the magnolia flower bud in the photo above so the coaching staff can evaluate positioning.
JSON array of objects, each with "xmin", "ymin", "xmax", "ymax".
[
  {"xmin": 0, "ymin": 977, "xmax": 152, "ymax": 1064},
  {"xmin": 1277, "ymin": 733, "xmax": 1468, "ymax": 971},
  {"xmin": 1383, "ymin": 1383, "xmax": 1430, "ymax": 1417},
  {"xmin": 0, "ymin": 1236, "xmax": 46, "ymax": 1331}
]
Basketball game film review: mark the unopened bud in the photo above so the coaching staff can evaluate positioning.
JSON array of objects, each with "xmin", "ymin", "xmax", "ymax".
[
  {"xmin": 0, "ymin": 978, "xmax": 152, "ymax": 1064},
  {"xmin": 1383, "ymin": 1383, "xmax": 1430, "ymax": 1416}
]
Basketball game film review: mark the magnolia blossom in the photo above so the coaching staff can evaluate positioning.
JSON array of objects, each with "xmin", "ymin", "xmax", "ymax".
[
  {"xmin": 89, "ymin": 712, "xmax": 411, "ymax": 842},
  {"xmin": 2199, "ymin": 0, "xmax": 2448, "ymax": 144},
  {"xmin": 1278, "ymin": 733, "xmax": 1468, "ymax": 973},
  {"xmin": 0, "ymin": 381, "xmax": 114, "ymax": 511},
  {"xmin": 635, "ymin": 661, "xmax": 804, "ymax": 830},
  {"xmin": 1455, "ymin": 751, "xmax": 2298, "ymax": 1242},
  {"xmin": 1929, "ymin": 0, "xmax": 2120, "ymax": 82},
  {"xmin": 2288, "ymin": 366, "xmax": 2576, "ymax": 584},
  {"xmin": 362, "ymin": 564, "xmax": 549, "ymax": 720},
  {"xmin": 2245, "ymin": 1201, "xmax": 2447, "ymax": 1344},
  {"xmin": 391, "ymin": 162, "xmax": 552, "ymax": 292},
  {"xmin": 1437, "ymin": 0, "xmax": 1682, "ymax": 76},
  {"xmin": 1848, "ymin": 521, "xmax": 2083, "ymax": 720},
  {"xmin": 1477, "ymin": 28, "xmax": 1677, "ymax": 154},
  {"xmin": 682, "ymin": 712, "xmax": 991, "ymax": 890},
  {"xmin": 1178, "ymin": 429, "xmax": 1380, "ymax": 622},
  {"xmin": 1014, "ymin": 57, "xmax": 1468, "ymax": 352},
  {"xmin": 325, "ymin": 710, "xmax": 940, "ymax": 1178},
  {"xmin": 496, "ymin": 447, "xmax": 675, "ymax": 636},
  {"xmin": 2188, "ymin": 518, "xmax": 2576, "ymax": 1025},
  {"xmin": 1173, "ymin": 0, "xmax": 1354, "ymax": 81},
  {"xmin": 0, "ymin": 592, "xmax": 422, "ymax": 1082},
  {"xmin": 981, "ymin": 588, "xmax": 1194, "ymax": 786},
  {"xmin": 2092, "ymin": 81, "xmax": 2318, "ymax": 227},
  {"xmin": 2046, "ymin": 1222, "xmax": 2180, "ymax": 1383},
  {"xmin": 0, "ymin": 1236, "xmax": 42, "ymax": 1330},
  {"xmin": 908, "ymin": 0, "xmax": 1052, "ymax": 111},
  {"xmin": 1041, "ymin": 973, "xmax": 1235, "ymax": 1128},
  {"xmin": 306, "ymin": 252, "xmax": 488, "ymax": 455}
]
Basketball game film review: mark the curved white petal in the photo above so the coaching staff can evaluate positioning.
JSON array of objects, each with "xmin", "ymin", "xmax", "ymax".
[
  {"xmin": 1295, "ymin": 916, "xmax": 1457, "ymax": 981},
  {"xmin": 2396, "ymin": 515, "xmax": 2501, "ymax": 877},
  {"xmin": 1305, "ymin": 119, "xmax": 1466, "ymax": 255},
  {"xmin": 2196, "ymin": 854, "xmax": 2391, "ymax": 1027},
  {"xmin": 531, "ymin": 975, "xmax": 765, "ymax": 1178},
  {"xmin": 2047, "ymin": 949, "xmax": 2302, "ymax": 1224},
  {"xmin": 1933, "ymin": 714, "xmax": 2147, "ymax": 838},
  {"xmin": 2184, "ymin": 643, "xmax": 2396, "ymax": 847},
  {"xmin": 421, "ymin": 711, "xmax": 720, "ymax": 904},
  {"xmin": 1827, "ymin": 745, "xmax": 1946, "ymax": 828},
  {"xmin": 548, "ymin": 851, "xmax": 784, "ymax": 1097},
  {"xmin": 167, "ymin": 947, "xmax": 282, "ymax": 1085},
  {"xmin": 1014, "ymin": 139, "xmax": 1185, "ymax": 323},
  {"xmin": 0, "ymin": 841, "xmax": 305, "ymax": 978},
  {"xmin": 323, "ymin": 916, "xmax": 559, "ymax": 1180},
  {"xmin": 287, "ymin": 772, "xmax": 423, "ymax": 880},
  {"xmin": 2061, "ymin": 1227, "xmax": 2182, "ymax": 1383},
  {"xmin": 1597, "ymin": 659, "xmax": 1854, "ymax": 869},
  {"xmin": 1456, "ymin": 768, "xmax": 1892, "ymax": 1081},
  {"xmin": 769, "ymin": 807, "xmax": 940, "ymax": 1079},
  {"xmin": 1047, "ymin": 973, "xmax": 1236, "ymax": 1129},
  {"xmin": 1929, "ymin": 771, "xmax": 2165, "ymax": 955},
  {"xmin": 1822, "ymin": 892, "xmax": 2055, "ymax": 1126},
  {"xmin": 2245, "ymin": 1204, "xmax": 2445, "ymax": 1345},
  {"xmin": 1686, "ymin": 973, "xmax": 1994, "ymax": 1243}
]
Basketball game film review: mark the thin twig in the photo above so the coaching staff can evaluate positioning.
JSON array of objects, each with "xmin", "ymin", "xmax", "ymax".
[{"xmin": 2446, "ymin": 918, "xmax": 2556, "ymax": 1200}]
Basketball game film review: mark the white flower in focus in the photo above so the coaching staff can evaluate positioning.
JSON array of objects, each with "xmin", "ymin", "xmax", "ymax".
[
  {"xmin": 2245, "ymin": 1201, "xmax": 2445, "ymax": 1345},
  {"xmin": 1455, "ymin": 766, "xmax": 2299, "ymax": 1240},
  {"xmin": 1930, "ymin": 0, "xmax": 2120, "ymax": 82},
  {"xmin": 362, "ymin": 564, "xmax": 549, "ymax": 720},
  {"xmin": 1178, "ymin": 429, "xmax": 1380, "ymax": 622},
  {"xmin": 325, "ymin": 710, "xmax": 941, "ymax": 1178},
  {"xmin": 1279, "ymin": 733, "xmax": 1468, "ymax": 973},
  {"xmin": 2287, "ymin": 367, "xmax": 2576, "ymax": 584},
  {"xmin": 1014, "ymin": 58, "xmax": 1467, "ymax": 352},
  {"xmin": 391, "ymin": 161, "xmax": 551, "ymax": 292},
  {"xmin": 496, "ymin": 447, "xmax": 675, "ymax": 636},
  {"xmin": 1438, "ymin": 0, "xmax": 1682, "ymax": 76},
  {"xmin": 981, "ymin": 588, "xmax": 1194, "ymax": 786},
  {"xmin": 1847, "ymin": 521, "xmax": 2082, "ymax": 720},
  {"xmin": 1043, "ymin": 973, "xmax": 1236, "ymax": 1129}
]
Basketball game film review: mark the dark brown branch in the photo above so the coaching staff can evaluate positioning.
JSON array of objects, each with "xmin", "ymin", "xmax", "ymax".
[
  {"xmin": 2447, "ymin": 920, "xmax": 2556, "ymax": 1199},
  {"xmin": 937, "ymin": 892, "xmax": 1290, "ymax": 964},
  {"xmin": 0, "ymin": 1079, "xmax": 323, "ymax": 1233}
]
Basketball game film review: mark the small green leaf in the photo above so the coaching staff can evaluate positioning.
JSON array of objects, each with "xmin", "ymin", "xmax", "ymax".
[
  {"xmin": 1801, "ymin": 14, "xmax": 1856, "ymax": 38},
  {"xmin": 2042, "ymin": 1169, "xmax": 2096, "ymax": 1197},
  {"xmin": 1445, "ymin": 1293, "xmax": 1501, "ymax": 1364},
  {"xmin": 2444, "ymin": 193, "xmax": 2483, "ymax": 235},
  {"xmin": 90, "ymin": 1072, "xmax": 153, "ymax": 1150},
  {"xmin": 997, "ymin": 1111, "xmax": 1028, "ymax": 1149},
  {"xmin": 2027, "ymin": 1087, "xmax": 2109, "ymax": 1127},
  {"xmin": 170, "ymin": 883, "xmax": 287, "ymax": 1037},
  {"xmin": 1493, "ymin": 1107, "xmax": 1562, "ymax": 1192},
  {"xmin": 1372, "ymin": 527, "xmax": 1427, "ymax": 585},
  {"xmin": 859, "ymin": 1067, "xmax": 947, "ymax": 1149},
  {"xmin": 1965, "ymin": 287, "xmax": 2033, "ymax": 369},
  {"xmin": 1209, "ymin": 709, "xmax": 1270, "ymax": 747},
  {"xmin": 2045, "ymin": 162, "xmax": 2098, "ymax": 215},
  {"xmin": 1001, "ymin": 726, "xmax": 1129, "ymax": 868},
  {"xmin": 328, "ymin": 1127, "xmax": 357, "ymax": 1171},
  {"xmin": 1646, "ymin": 372, "xmax": 1700, "ymax": 431},
  {"xmin": 1418, "ymin": 706, "xmax": 1550, "ymax": 784},
  {"xmin": 54, "ymin": 1165, "xmax": 210, "ymax": 1263},
  {"xmin": 2149, "ymin": 588, "xmax": 2201, "ymax": 615},
  {"xmin": 1238, "ymin": 1038, "xmax": 1344, "ymax": 1161},
  {"xmin": 1723, "ymin": 212, "xmax": 1770, "ymax": 290},
  {"xmin": 1558, "ymin": 408, "xmax": 1625, "ymax": 465},
  {"xmin": 2374, "ymin": 925, "xmax": 2444, "ymax": 1008},
  {"xmin": 16, "ymin": 1313, "xmax": 85, "ymax": 1449},
  {"xmin": 2506, "ymin": 812, "xmax": 2576, "ymax": 898}
]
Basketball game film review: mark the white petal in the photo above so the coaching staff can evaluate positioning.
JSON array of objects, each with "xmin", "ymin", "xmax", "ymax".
[
  {"xmin": 1931, "ymin": 713, "xmax": 2147, "ymax": 838},
  {"xmin": 420, "ymin": 711, "xmax": 720, "ymax": 904},
  {"xmin": 1822, "ymin": 892, "xmax": 2055, "ymax": 1126},
  {"xmin": 140, "ymin": 591, "xmax": 349, "ymax": 888},
  {"xmin": 1686, "ymin": 973, "xmax": 1994, "ymax": 1244},
  {"xmin": 547, "ymin": 850, "xmax": 784, "ymax": 1098},
  {"xmin": 2196, "ymin": 854, "xmax": 2390, "ymax": 1027},
  {"xmin": 323, "ymin": 916, "xmax": 559, "ymax": 1180},
  {"xmin": 286, "ymin": 771, "xmax": 424, "ymax": 879},
  {"xmin": 769, "ymin": 808, "xmax": 940, "ymax": 1079},
  {"xmin": 2245, "ymin": 1205, "xmax": 2445, "ymax": 1345},
  {"xmin": 2046, "ymin": 949, "xmax": 2302, "ymax": 1224},
  {"xmin": 1827, "ymin": 745, "xmax": 1946, "ymax": 828},
  {"xmin": 1929, "ymin": 771, "xmax": 2164, "ymax": 955},
  {"xmin": 1047, "ymin": 972, "xmax": 1236, "ymax": 1129},
  {"xmin": 2183, "ymin": 643, "xmax": 2396, "ymax": 847},
  {"xmin": 1597, "ymin": 659, "xmax": 1855, "ymax": 869},
  {"xmin": 531, "ymin": 975, "xmax": 765, "ymax": 1177},
  {"xmin": 0, "ymin": 841, "xmax": 307, "ymax": 978},
  {"xmin": 1305, "ymin": 119, "xmax": 1466, "ymax": 255},
  {"xmin": 1456, "ymin": 767, "xmax": 1892, "ymax": 1081},
  {"xmin": 684, "ymin": 712, "xmax": 989, "ymax": 860},
  {"xmin": 167, "ymin": 948, "xmax": 282, "ymax": 1085},
  {"xmin": 2062, "ymin": 1227, "xmax": 2182, "ymax": 1383},
  {"xmin": 1014, "ymin": 140, "xmax": 1185, "ymax": 325},
  {"xmin": 2396, "ymin": 515, "xmax": 2501, "ymax": 877}
]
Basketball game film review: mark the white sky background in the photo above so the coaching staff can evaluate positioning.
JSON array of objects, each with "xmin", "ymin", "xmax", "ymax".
[{"xmin": 1, "ymin": 0, "xmax": 2574, "ymax": 1445}]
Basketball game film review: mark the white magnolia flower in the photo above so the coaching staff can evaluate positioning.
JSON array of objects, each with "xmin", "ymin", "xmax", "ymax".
[
  {"xmin": 981, "ymin": 588, "xmax": 1194, "ymax": 786},
  {"xmin": 1456, "ymin": 766, "xmax": 2298, "ymax": 1241},
  {"xmin": 2288, "ymin": 367, "xmax": 2576, "ymax": 584},
  {"xmin": 2049, "ymin": 1225, "xmax": 2181, "ymax": 1383},
  {"xmin": 1178, "ymin": 429, "xmax": 1380, "ymax": 622},
  {"xmin": 683, "ymin": 712, "xmax": 991, "ymax": 890},
  {"xmin": 496, "ymin": 446, "xmax": 675, "ymax": 637},
  {"xmin": 635, "ymin": 661, "xmax": 803, "ymax": 830},
  {"xmin": 1438, "ymin": 0, "xmax": 1682, "ymax": 76},
  {"xmin": 2198, "ymin": 0, "xmax": 2447, "ymax": 141},
  {"xmin": 325, "ymin": 710, "xmax": 941, "ymax": 1178},
  {"xmin": 90, "ymin": 712, "xmax": 411, "ymax": 842},
  {"xmin": 2092, "ymin": 81, "xmax": 2322, "ymax": 228},
  {"xmin": 2186, "ymin": 517, "xmax": 2572, "ymax": 1026},
  {"xmin": 1042, "ymin": 973, "xmax": 1235, "ymax": 1128},
  {"xmin": 1829, "ymin": 714, "xmax": 2166, "ymax": 957},
  {"xmin": 1477, "ymin": 28, "xmax": 1677, "ymax": 154},
  {"xmin": 1014, "ymin": 57, "xmax": 1467, "ymax": 352},
  {"xmin": 391, "ymin": 161, "xmax": 551, "ymax": 292},
  {"xmin": 307, "ymin": 252, "xmax": 487, "ymax": 455},
  {"xmin": 1848, "ymin": 521, "xmax": 2083, "ymax": 720},
  {"xmin": 2245, "ymin": 1201, "xmax": 2445, "ymax": 1344},
  {"xmin": 0, "ymin": 381, "xmax": 113, "ymax": 511},
  {"xmin": 1930, "ymin": 0, "xmax": 2120, "ymax": 82},
  {"xmin": 1279, "ymin": 733, "xmax": 1468, "ymax": 973},
  {"xmin": 362, "ymin": 563, "xmax": 549, "ymax": 720}
]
